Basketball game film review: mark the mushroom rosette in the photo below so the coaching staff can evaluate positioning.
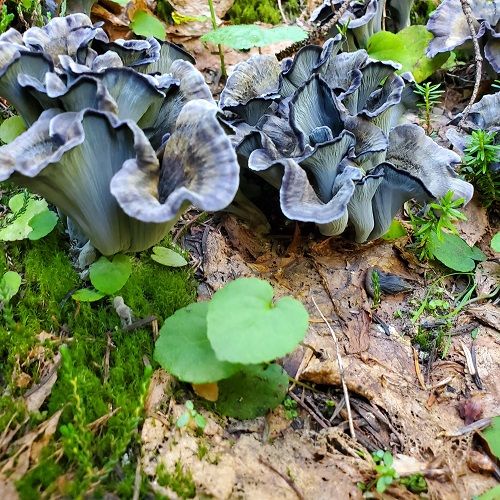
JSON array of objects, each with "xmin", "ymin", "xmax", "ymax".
[
  {"xmin": 0, "ymin": 14, "xmax": 239, "ymax": 255},
  {"xmin": 221, "ymin": 37, "xmax": 473, "ymax": 242}
]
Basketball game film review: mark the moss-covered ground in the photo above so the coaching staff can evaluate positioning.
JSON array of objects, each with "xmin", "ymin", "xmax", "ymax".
[{"xmin": 0, "ymin": 226, "xmax": 197, "ymax": 497}]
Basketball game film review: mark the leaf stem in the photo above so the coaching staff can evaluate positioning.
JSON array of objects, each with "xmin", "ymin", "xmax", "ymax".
[{"xmin": 207, "ymin": 0, "xmax": 226, "ymax": 78}]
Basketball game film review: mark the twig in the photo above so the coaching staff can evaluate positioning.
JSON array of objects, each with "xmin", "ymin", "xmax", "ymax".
[
  {"xmin": 258, "ymin": 456, "xmax": 305, "ymax": 500},
  {"xmin": 311, "ymin": 297, "xmax": 355, "ymax": 439},
  {"xmin": 121, "ymin": 315, "xmax": 157, "ymax": 333},
  {"xmin": 103, "ymin": 331, "xmax": 112, "ymax": 384},
  {"xmin": 457, "ymin": 0, "xmax": 483, "ymax": 129},
  {"xmin": 277, "ymin": 0, "xmax": 288, "ymax": 23},
  {"xmin": 132, "ymin": 458, "xmax": 141, "ymax": 500},
  {"xmin": 276, "ymin": 0, "xmax": 351, "ymax": 60},
  {"xmin": 288, "ymin": 391, "xmax": 328, "ymax": 429},
  {"xmin": 412, "ymin": 346, "xmax": 427, "ymax": 390}
]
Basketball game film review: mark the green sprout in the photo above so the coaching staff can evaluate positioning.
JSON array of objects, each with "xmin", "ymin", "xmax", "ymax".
[
  {"xmin": 177, "ymin": 400, "xmax": 207, "ymax": 433},
  {"xmin": 408, "ymin": 190, "xmax": 467, "ymax": 261},
  {"xmin": 461, "ymin": 129, "xmax": 500, "ymax": 208},
  {"xmin": 413, "ymin": 82, "xmax": 444, "ymax": 136},
  {"xmin": 358, "ymin": 450, "xmax": 399, "ymax": 494},
  {"xmin": 283, "ymin": 396, "xmax": 298, "ymax": 419}
]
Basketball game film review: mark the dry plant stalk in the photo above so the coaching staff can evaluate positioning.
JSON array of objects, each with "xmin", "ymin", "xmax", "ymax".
[
  {"xmin": 457, "ymin": 0, "xmax": 483, "ymax": 129},
  {"xmin": 311, "ymin": 296, "xmax": 356, "ymax": 439}
]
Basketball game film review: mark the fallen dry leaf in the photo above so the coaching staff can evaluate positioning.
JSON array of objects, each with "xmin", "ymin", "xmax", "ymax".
[{"xmin": 0, "ymin": 409, "xmax": 63, "ymax": 481}]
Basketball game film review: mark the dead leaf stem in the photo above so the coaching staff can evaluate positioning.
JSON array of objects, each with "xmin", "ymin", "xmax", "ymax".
[{"xmin": 311, "ymin": 297, "xmax": 356, "ymax": 439}]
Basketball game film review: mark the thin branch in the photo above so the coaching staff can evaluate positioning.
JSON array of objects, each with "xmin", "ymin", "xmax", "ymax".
[
  {"xmin": 276, "ymin": 0, "xmax": 351, "ymax": 60},
  {"xmin": 457, "ymin": 0, "xmax": 483, "ymax": 130},
  {"xmin": 311, "ymin": 297, "xmax": 355, "ymax": 439}
]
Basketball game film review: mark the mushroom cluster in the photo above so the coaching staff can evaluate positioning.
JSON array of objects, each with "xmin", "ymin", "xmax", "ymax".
[
  {"xmin": 426, "ymin": 0, "xmax": 500, "ymax": 73},
  {"xmin": 447, "ymin": 91, "xmax": 500, "ymax": 170},
  {"xmin": 0, "ymin": 14, "xmax": 239, "ymax": 255},
  {"xmin": 311, "ymin": 0, "xmax": 415, "ymax": 50},
  {"xmin": 222, "ymin": 36, "xmax": 473, "ymax": 242}
]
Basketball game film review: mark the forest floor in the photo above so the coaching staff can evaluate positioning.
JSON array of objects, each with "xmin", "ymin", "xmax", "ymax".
[{"xmin": 1, "ymin": 0, "xmax": 500, "ymax": 498}]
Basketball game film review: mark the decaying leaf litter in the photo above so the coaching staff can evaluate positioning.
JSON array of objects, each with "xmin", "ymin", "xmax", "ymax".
[{"xmin": 1, "ymin": 0, "xmax": 500, "ymax": 498}]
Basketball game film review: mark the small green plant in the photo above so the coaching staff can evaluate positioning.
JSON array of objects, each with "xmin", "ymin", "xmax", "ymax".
[
  {"xmin": 177, "ymin": 400, "xmax": 207, "ymax": 433},
  {"xmin": 413, "ymin": 81, "xmax": 445, "ymax": 135},
  {"xmin": 0, "ymin": 5, "xmax": 14, "ymax": 34},
  {"xmin": 0, "ymin": 270, "xmax": 21, "ymax": 328},
  {"xmin": 492, "ymin": 232, "xmax": 500, "ymax": 252},
  {"xmin": 59, "ymin": 346, "xmax": 153, "ymax": 496},
  {"xmin": 157, "ymin": 461, "xmax": 196, "ymax": 498},
  {"xmin": 461, "ymin": 129, "xmax": 500, "ymax": 208},
  {"xmin": 283, "ymin": 396, "xmax": 298, "ymax": 419},
  {"xmin": 0, "ymin": 190, "xmax": 58, "ymax": 241},
  {"xmin": 358, "ymin": 450, "xmax": 399, "ymax": 495},
  {"xmin": 154, "ymin": 277, "xmax": 309, "ymax": 419},
  {"xmin": 72, "ymin": 254, "xmax": 132, "ymax": 302},
  {"xmin": 370, "ymin": 270, "xmax": 381, "ymax": 308},
  {"xmin": 407, "ymin": 190, "xmax": 486, "ymax": 272}
]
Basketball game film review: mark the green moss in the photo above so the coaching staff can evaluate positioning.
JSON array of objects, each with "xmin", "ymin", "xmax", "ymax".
[
  {"xmin": 227, "ymin": 0, "xmax": 301, "ymax": 25},
  {"xmin": 0, "ymin": 227, "xmax": 197, "ymax": 497},
  {"xmin": 157, "ymin": 461, "xmax": 196, "ymax": 499}
]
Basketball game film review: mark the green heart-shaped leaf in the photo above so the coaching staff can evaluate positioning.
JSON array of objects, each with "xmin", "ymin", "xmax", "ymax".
[
  {"xmin": 215, "ymin": 364, "xmax": 289, "ymax": 419},
  {"xmin": 430, "ymin": 232, "xmax": 485, "ymax": 272},
  {"xmin": 0, "ymin": 194, "xmax": 48, "ymax": 241},
  {"xmin": 492, "ymin": 232, "xmax": 500, "ymax": 253},
  {"xmin": 151, "ymin": 246, "xmax": 188, "ymax": 267},
  {"xmin": 28, "ymin": 210, "xmax": 58, "ymax": 240},
  {"xmin": 0, "ymin": 271, "xmax": 22, "ymax": 301},
  {"xmin": 206, "ymin": 278, "xmax": 309, "ymax": 364},
  {"xmin": 89, "ymin": 254, "xmax": 132, "ymax": 295},
  {"xmin": 154, "ymin": 302, "xmax": 241, "ymax": 383},
  {"xmin": 72, "ymin": 288, "xmax": 106, "ymax": 302}
]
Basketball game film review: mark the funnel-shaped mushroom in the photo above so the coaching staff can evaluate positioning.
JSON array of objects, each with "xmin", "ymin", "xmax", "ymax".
[
  {"xmin": 0, "ymin": 14, "xmax": 239, "ymax": 255},
  {"xmin": 220, "ymin": 37, "xmax": 473, "ymax": 242},
  {"xmin": 426, "ymin": 0, "xmax": 500, "ymax": 74}
]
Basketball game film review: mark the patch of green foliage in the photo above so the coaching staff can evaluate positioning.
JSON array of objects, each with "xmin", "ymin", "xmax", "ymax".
[
  {"xmin": 226, "ymin": 0, "xmax": 301, "ymax": 25},
  {"xmin": 407, "ymin": 190, "xmax": 485, "ymax": 272},
  {"xmin": 0, "ymin": 227, "xmax": 197, "ymax": 497},
  {"xmin": 154, "ymin": 277, "xmax": 308, "ymax": 419},
  {"xmin": 410, "ymin": 0, "xmax": 438, "ymax": 25},
  {"xmin": 461, "ymin": 129, "xmax": 500, "ymax": 208},
  {"xmin": 157, "ymin": 461, "xmax": 196, "ymax": 498},
  {"xmin": 358, "ymin": 450, "xmax": 428, "ymax": 496}
]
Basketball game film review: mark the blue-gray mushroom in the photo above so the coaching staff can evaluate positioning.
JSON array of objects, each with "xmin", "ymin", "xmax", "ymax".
[
  {"xmin": 426, "ymin": 0, "xmax": 500, "ymax": 73},
  {"xmin": 221, "ymin": 38, "xmax": 473, "ymax": 242},
  {"xmin": 0, "ymin": 14, "xmax": 240, "ymax": 255}
]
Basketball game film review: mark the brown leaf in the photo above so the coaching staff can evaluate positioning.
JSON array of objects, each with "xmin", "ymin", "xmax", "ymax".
[
  {"xmin": 467, "ymin": 303, "xmax": 500, "ymax": 332},
  {"xmin": 0, "ymin": 409, "xmax": 63, "ymax": 481},
  {"xmin": 458, "ymin": 398, "xmax": 483, "ymax": 425},
  {"xmin": 0, "ymin": 476, "xmax": 19, "ymax": 500},
  {"xmin": 192, "ymin": 382, "xmax": 219, "ymax": 402}
]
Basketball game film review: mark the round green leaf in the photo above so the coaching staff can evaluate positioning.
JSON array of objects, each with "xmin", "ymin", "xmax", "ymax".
[
  {"xmin": 0, "ymin": 194, "xmax": 49, "ymax": 241},
  {"xmin": 89, "ymin": 254, "xmax": 132, "ymax": 295},
  {"xmin": 154, "ymin": 302, "xmax": 241, "ymax": 383},
  {"xmin": 0, "ymin": 271, "xmax": 22, "ymax": 301},
  {"xmin": 492, "ymin": 232, "xmax": 500, "ymax": 253},
  {"xmin": 28, "ymin": 210, "xmax": 58, "ymax": 240},
  {"xmin": 215, "ymin": 364, "xmax": 288, "ymax": 419},
  {"xmin": 382, "ymin": 219, "xmax": 407, "ymax": 240},
  {"xmin": 367, "ymin": 26, "xmax": 449, "ymax": 83},
  {"xmin": 206, "ymin": 278, "xmax": 309, "ymax": 364},
  {"xmin": 72, "ymin": 288, "xmax": 106, "ymax": 302},
  {"xmin": 130, "ymin": 10, "xmax": 166, "ymax": 40},
  {"xmin": 0, "ymin": 115, "xmax": 26, "ymax": 144},
  {"xmin": 430, "ymin": 232, "xmax": 486, "ymax": 272},
  {"xmin": 151, "ymin": 246, "xmax": 188, "ymax": 267},
  {"xmin": 201, "ymin": 25, "xmax": 307, "ymax": 50}
]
